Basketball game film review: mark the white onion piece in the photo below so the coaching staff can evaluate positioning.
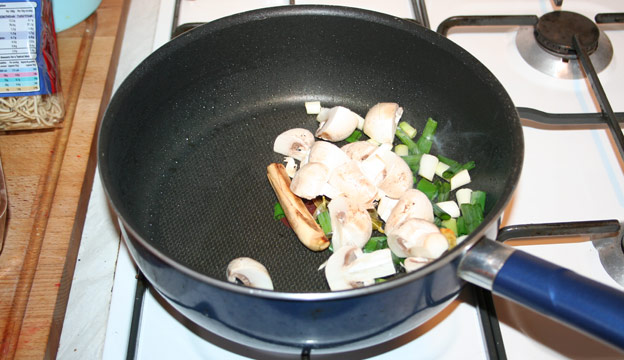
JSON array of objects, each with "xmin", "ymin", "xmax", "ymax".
[
  {"xmin": 305, "ymin": 101, "xmax": 322, "ymax": 114},
  {"xmin": 418, "ymin": 154, "xmax": 439, "ymax": 181},
  {"xmin": 436, "ymin": 200, "xmax": 461, "ymax": 218},
  {"xmin": 450, "ymin": 169, "xmax": 471, "ymax": 190},
  {"xmin": 435, "ymin": 161, "xmax": 450, "ymax": 178},
  {"xmin": 456, "ymin": 188, "xmax": 473, "ymax": 206}
]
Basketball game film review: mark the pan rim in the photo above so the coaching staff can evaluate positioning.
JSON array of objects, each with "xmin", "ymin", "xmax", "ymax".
[{"xmin": 97, "ymin": 4, "xmax": 524, "ymax": 301}]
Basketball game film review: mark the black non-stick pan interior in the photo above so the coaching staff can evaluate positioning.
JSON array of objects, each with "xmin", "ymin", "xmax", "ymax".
[{"xmin": 99, "ymin": 7, "xmax": 521, "ymax": 293}]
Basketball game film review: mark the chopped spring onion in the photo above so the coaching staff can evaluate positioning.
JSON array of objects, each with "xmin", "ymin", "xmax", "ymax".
[
  {"xmin": 450, "ymin": 169, "xmax": 471, "ymax": 190},
  {"xmin": 436, "ymin": 200, "xmax": 460, "ymax": 218},
  {"xmin": 363, "ymin": 236, "xmax": 388, "ymax": 253},
  {"xmin": 416, "ymin": 178, "xmax": 438, "ymax": 200},
  {"xmin": 456, "ymin": 188, "xmax": 473, "ymax": 206},
  {"xmin": 471, "ymin": 190, "xmax": 486, "ymax": 212},
  {"xmin": 435, "ymin": 179, "xmax": 451, "ymax": 202},
  {"xmin": 345, "ymin": 129, "xmax": 363, "ymax": 143},
  {"xmin": 273, "ymin": 202, "xmax": 285, "ymax": 220},
  {"xmin": 305, "ymin": 101, "xmax": 322, "ymax": 114},
  {"xmin": 418, "ymin": 153, "xmax": 439, "ymax": 181},
  {"xmin": 394, "ymin": 144, "xmax": 409, "ymax": 157},
  {"xmin": 437, "ymin": 154, "xmax": 475, "ymax": 179},
  {"xmin": 401, "ymin": 154, "xmax": 423, "ymax": 173},
  {"xmin": 414, "ymin": 118, "xmax": 437, "ymax": 155},
  {"xmin": 398, "ymin": 121, "xmax": 418, "ymax": 138},
  {"xmin": 435, "ymin": 161, "xmax": 450, "ymax": 178},
  {"xmin": 460, "ymin": 203, "xmax": 484, "ymax": 233},
  {"xmin": 316, "ymin": 210, "xmax": 332, "ymax": 236},
  {"xmin": 433, "ymin": 203, "xmax": 451, "ymax": 221},
  {"xmin": 395, "ymin": 127, "xmax": 419, "ymax": 154},
  {"xmin": 456, "ymin": 216, "xmax": 467, "ymax": 236},
  {"xmin": 441, "ymin": 217, "xmax": 458, "ymax": 236}
]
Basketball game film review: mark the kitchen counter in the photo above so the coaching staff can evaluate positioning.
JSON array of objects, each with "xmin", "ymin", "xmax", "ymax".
[
  {"xmin": 0, "ymin": 0, "xmax": 129, "ymax": 358},
  {"xmin": 9, "ymin": 1, "xmax": 621, "ymax": 359}
]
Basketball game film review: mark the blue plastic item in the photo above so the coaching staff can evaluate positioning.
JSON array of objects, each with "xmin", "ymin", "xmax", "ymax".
[
  {"xmin": 494, "ymin": 250, "xmax": 624, "ymax": 350},
  {"xmin": 51, "ymin": 0, "xmax": 101, "ymax": 32}
]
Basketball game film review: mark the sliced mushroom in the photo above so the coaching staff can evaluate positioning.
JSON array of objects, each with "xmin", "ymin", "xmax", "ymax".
[
  {"xmin": 316, "ymin": 106, "xmax": 360, "ymax": 142},
  {"xmin": 267, "ymin": 163, "xmax": 330, "ymax": 251},
  {"xmin": 341, "ymin": 141, "xmax": 378, "ymax": 161},
  {"xmin": 359, "ymin": 143, "xmax": 392, "ymax": 185},
  {"xmin": 377, "ymin": 195, "xmax": 399, "ymax": 222},
  {"xmin": 328, "ymin": 195, "xmax": 372, "ymax": 251},
  {"xmin": 384, "ymin": 189, "xmax": 434, "ymax": 234},
  {"xmin": 325, "ymin": 245, "xmax": 396, "ymax": 291},
  {"xmin": 283, "ymin": 156, "xmax": 298, "ymax": 178},
  {"xmin": 226, "ymin": 257, "xmax": 274, "ymax": 290},
  {"xmin": 273, "ymin": 128, "xmax": 315, "ymax": 161},
  {"xmin": 387, "ymin": 218, "xmax": 448, "ymax": 259},
  {"xmin": 290, "ymin": 162, "xmax": 330, "ymax": 200},
  {"xmin": 403, "ymin": 257, "xmax": 431, "ymax": 273},
  {"xmin": 328, "ymin": 160, "xmax": 378, "ymax": 207},
  {"xmin": 363, "ymin": 102, "xmax": 403, "ymax": 144},
  {"xmin": 308, "ymin": 141, "xmax": 350, "ymax": 172},
  {"xmin": 372, "ymin": 146, "xmax": 413, "ymax": 199}
]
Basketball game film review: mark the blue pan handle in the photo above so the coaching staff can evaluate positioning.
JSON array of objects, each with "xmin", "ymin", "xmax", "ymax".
[{"xmin": 459, "ymin": 237, "xmax": 624, "ymax": 351}]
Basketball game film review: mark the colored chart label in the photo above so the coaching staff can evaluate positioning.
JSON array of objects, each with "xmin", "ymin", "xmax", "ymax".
[{"xmin": 0, "ymin": 2, "xmax": 40, "ymax": 94}]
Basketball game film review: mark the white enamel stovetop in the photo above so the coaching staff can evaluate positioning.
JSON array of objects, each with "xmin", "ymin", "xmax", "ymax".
[{"xmin": 57, "ymin": 0, "xmax": 624, "ymax": 359}]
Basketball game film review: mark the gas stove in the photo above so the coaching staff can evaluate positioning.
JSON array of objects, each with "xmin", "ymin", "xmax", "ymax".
[{"xmin": 58, "ymin": 0, "xmax": 624, "ymax": 359}]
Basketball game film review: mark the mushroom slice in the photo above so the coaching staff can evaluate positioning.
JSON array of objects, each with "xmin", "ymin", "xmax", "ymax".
[
  {"xmin": 316, "ymin": 106, "xmax": 360, "ymax": 142},
  {"xmin": 403, "ymin": 257, "xmax": 431, "ymax": 273},
  {"xmin": 359, "ymin": 143, "xmax": 392, "ymax": 185},
  {"xmin": 384, "ymin": 189, "xmax": 434, "ymax": 234},
  {"xmin": 290, "ymin": 162, "xmax": 330, "ymax": 200},
  {"xmin": 373, "ymin": 146, "xmax": 413, "ymax": 198},
  {"xmin": 325, "ymin": 246, "xmax": 396, "ymax": 291},
  {"xmin": 341, "ymin": 141, "xmax": 378, "ymax": 161},
  {"xmin": 328, "ymin": 160, "xmax": 378, "ymax": 207},
  {"xmin": 377, "ymin": 195, "xmax": 399, "ymax": 222},
  {"xmin": 308, "ymin": 141, "xmax": 350, "ymax": 172},
  {"xmin": 273, "ymin": 128, "xmax": 315, "ymax": 161},
  {"xmin": 387, "ymin": 218, "xmax": 448, "ymax": 259},
  {"xmin": 226, "ymin": 257, "xmax": 274, "ymax": 290},
  {"xmin": 283, "ymin": 156, "xmax": 298, "ymax": 178},
  {"xmin": 267, "ymin": 163, "xmax": 330, "ymax": 251},
  {"xmin": 363, "ymin": 103, "xmax": 403, "ymax": 144},
  {"xmin": 328, "ymin": 195, "xmax": 372, "ymax": 251}
]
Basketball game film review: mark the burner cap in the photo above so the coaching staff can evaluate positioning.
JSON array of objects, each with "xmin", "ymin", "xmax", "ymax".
[{"xmin": 534, "ymin": 11, "xmax": 599, "ymax": 56}]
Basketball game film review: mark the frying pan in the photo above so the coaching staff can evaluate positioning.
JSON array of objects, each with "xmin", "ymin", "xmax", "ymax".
[{"xmin": 98, "ymin": 6, "xmax": 624, "ymax": 354}]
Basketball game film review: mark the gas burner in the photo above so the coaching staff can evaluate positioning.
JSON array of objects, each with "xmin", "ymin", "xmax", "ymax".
[
  {"xmin": 516, "ymin": 11, "xmax": 613, "ymax": 79},
  {"xmin": 535, "ymin": 11, "xmax": 599, "ymax": 56}
]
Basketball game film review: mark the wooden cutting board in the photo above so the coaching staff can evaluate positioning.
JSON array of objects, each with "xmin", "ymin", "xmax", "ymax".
[{"xmin": 0, "ymin": 0, "xmax": 129, "ymax": 358}]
